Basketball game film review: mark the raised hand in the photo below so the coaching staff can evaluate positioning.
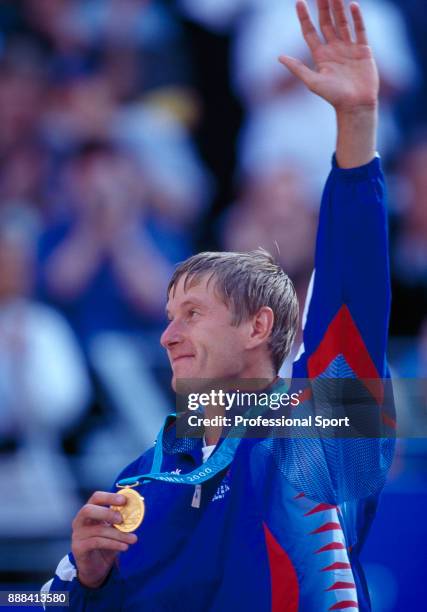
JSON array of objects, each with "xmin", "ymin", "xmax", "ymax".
[{"xmin": 279, "ymin": 0, "xmax": 379, "ymax": 113}]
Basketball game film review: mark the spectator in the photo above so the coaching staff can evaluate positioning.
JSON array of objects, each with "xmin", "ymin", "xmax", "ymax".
[
  {"xmin": 0, "ymin": 207, "xmax": 91, "ymax": 535},
  {"xmin": 390, "ymin": 135, "xmax": 427, "ymax": 337},
  {"xmin": 0, "ymin": 142, "xmax": 50, "ymax": 217},
  {"xmin": 0, "ymin": 53, "xmax": 45, "ymax": 155},
  {"xmin": 37, "ymin": 142, "xmax": 175, "ymax": 346}
]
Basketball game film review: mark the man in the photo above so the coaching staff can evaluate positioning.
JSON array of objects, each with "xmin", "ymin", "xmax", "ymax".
[{"xmin": 46, "ymin": 1, "xmax": 395, "ymax": 610}]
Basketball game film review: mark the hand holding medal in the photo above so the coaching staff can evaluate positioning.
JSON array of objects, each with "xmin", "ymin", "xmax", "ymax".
[{"xmin": 71, "ymin": 491, "xmax": 139, "ymax": 589}]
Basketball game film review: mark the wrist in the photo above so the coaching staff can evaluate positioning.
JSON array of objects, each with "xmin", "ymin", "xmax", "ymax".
[
  {"xmin": 335, "ymin": 105, "xmax": 377, "ymax": 169},
  {"xmin": 77, "ymin": 569, "xmax": 109, "ymax": 590},
  {"xmin": 335, "ymin": 102, "xmax": 378, "ymax": 121}
]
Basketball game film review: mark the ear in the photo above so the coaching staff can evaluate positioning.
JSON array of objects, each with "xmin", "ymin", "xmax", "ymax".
[{"xmin": 246, "ymin": 307, "xmax": 274, "ymax": 349}]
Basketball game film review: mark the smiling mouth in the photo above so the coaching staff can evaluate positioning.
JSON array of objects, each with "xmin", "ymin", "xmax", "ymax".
[{"xmin": 172, "ymin": 355, "xmax": 195, "ymax": 365}]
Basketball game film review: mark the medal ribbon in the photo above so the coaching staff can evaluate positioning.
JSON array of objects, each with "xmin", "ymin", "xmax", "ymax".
[
  {"xmin": 117, "ymin": 424, "xmax": 241, "ymax": 487},
  {"xmin": 117, "ymin": 379, "xmax": 288, "ymax": 488}
]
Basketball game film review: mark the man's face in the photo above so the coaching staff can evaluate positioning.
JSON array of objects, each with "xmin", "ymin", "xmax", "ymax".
[{"xmin": 160, "ymin": 274, "xmax": 251, "ymax": 390}]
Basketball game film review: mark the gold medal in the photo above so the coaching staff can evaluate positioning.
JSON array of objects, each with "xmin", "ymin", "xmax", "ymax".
[{"xmin": 111, "ymin": 486, "xmax": 145, "ymax": 533}]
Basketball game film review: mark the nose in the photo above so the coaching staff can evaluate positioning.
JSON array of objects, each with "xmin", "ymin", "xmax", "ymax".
[{"xmin": 160, "ymin": 319, "xmax": 184, "ymax": 349}]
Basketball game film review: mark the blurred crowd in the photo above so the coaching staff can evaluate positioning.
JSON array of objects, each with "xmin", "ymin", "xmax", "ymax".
[{"xmin": 0, "ymin": 1, "xmax": 426, "ymax": 600}]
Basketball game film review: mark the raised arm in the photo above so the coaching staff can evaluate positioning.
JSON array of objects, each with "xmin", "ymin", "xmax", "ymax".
[
  {"xmin": 274, "ymin": 1, "xmax": 394, "ymax": 506},
  {"xmin": 277, "ymin": 0, "xmax": 391, "ymax": 380},
  {"xmin": 253, "ymin": 6, "xmax": 393, "ymax": 608},
  {"xmin": 279, "ymin": 0, "xmax": 378, "ymax": 168}
]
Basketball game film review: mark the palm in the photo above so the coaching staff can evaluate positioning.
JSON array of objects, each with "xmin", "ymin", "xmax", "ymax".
[
  {"xmin": 313, "ymin": 41, "xmax": 378, "ymax": 108},
  {"xmin": 280, "ymin": 0, "xmax": 379, "ymax": 111}
]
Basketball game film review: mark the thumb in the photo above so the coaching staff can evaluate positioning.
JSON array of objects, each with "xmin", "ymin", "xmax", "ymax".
[{"xmin": 278, "ymin": 55, "xmax": 316, "ymax": 88}]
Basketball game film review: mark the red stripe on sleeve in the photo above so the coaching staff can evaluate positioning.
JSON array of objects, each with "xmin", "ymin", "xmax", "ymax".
[
  {"xmin": 310, "ymin": 522, "xmax": 342, "ymax": 534},
  {"xmin": 326, "ymin": 581, "xmax": 356, "ymax": 591},
  {"xmin": 263, "ymin": 523, "xmax": 299, "ymax": 612},
  {"xmin": 316, "ymin": 542, "xmax": 346, "ymax": 553},
  {"xmin": 321, "ymin": 562, "xmax": 352, "ymax": 572},
  {"xmin": 304, "ymin": 503, "xmax": 337, "ymax": 516},
  {"xmin": 328, "ymin": 601, "xmax": 359, "ymax": 610}
]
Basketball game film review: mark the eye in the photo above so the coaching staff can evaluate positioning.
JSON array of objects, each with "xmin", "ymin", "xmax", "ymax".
[
  {"xmin": 188, "ymin": 308, "xmax": 200, "ymax": 319},
  {"xmin": 166, "ymin": 311, "xmax": 175, "ymax": 323}
]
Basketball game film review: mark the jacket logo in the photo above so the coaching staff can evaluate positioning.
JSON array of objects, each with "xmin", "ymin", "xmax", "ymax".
[{"xmin": 212, "ymin": 481, "xmax": 230, "ymax": 502}]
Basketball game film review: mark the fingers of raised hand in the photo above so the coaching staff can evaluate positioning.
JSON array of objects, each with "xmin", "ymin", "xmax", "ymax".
[
  {"xmin": 350, "ymin": 2, "xmax": 368, "ymax": 45},
  {"xmin": 278, "ymin": 55, "xmax": 317, "ymax": 89},
  {"xmin": 300, "ymin": 1, "xmax": 369, "ymax": 50},
  {"xmin": 331, "ymin": 0, "xmax": 352, "ymax": 42},
  {"xmin": 296, "ymin": 1, "xmax": 322, "ymax": 52},
  {"xmin": 317, "ymin": 0, "xmax": 339, "ymax": 43}
]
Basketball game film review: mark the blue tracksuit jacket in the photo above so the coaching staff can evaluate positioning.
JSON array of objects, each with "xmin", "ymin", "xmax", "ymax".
[{"xmin": 46, "ymin": 156, "xmax": 395, "ymax": 611}]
